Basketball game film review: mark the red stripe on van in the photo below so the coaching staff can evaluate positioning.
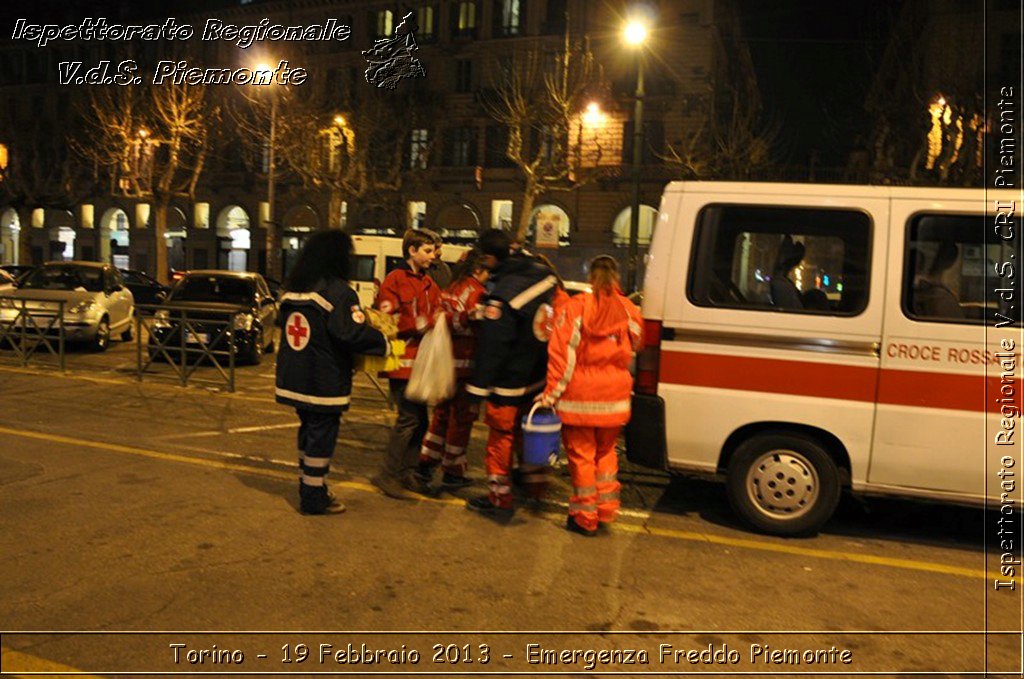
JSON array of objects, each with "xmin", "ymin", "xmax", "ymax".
[
  {"xmin": 660, "ymin": 350, "xmax": 1021, "ymax": 414},
  {"xmin": 659, "ymin": 351, "xmax": 877, "ymax": 402},
  {"xmin": 877, "ymin": 371, "xmax": 1020, "ymax": 414}
]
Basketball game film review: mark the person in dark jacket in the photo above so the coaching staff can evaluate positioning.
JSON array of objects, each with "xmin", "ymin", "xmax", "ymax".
[
  {"xmin": 276, "ymin": 230, "xmax": 389, "ymax": 515},
  {"xmin": 464, "ymin": 229, "xmax": 559, "ymax": 519}
]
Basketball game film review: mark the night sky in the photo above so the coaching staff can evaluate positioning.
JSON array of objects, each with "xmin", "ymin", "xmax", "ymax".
[
  {"xmin": 1, "ymin": 0, "xmax": 901, "ymax": 168},
  {"xmin": 734, "ymin": 0, "xmax": 901, "ymax": 166}
]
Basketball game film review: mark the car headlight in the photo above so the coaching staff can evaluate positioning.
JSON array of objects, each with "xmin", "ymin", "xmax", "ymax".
[
  {"xmin": 67, "ymin": 300, "xmax": 98, "ymax": 314},
  {"xmin": 153, "ymin": 310, "xmax": 171, "ymax": 329},
  {"xmin": 233, "ymin": 313, "xmax": 254, "ymax": 331}
]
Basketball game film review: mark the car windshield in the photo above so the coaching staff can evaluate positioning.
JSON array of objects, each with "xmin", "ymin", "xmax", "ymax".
[
  {"xmin": 21, "ymin": 267, "xmax": 104, "ymax": 292},
  {"xmin": 172, "ymin": 276, "xmax": 254, "ymax": 304}
]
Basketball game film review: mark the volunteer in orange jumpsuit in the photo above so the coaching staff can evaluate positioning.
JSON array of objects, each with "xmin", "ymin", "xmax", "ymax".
[
  {"xmin": 538, "ymin": 256, "xmax": 643, "ymax": 536},
  {"xmin": 416, "ymin": 251, "xmax": 489, "ymax": 488}
]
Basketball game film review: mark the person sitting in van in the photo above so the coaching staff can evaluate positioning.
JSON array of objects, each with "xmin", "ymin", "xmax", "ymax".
[
  {"xmin": 912, "ymin": 240, "xmax": 964, "ymax": 319},
  {"xmin": 769, "ymin": 235, "xmax": 805, "ymax": 310},
  {"xmin": 801, "ymin": 288, "xmax": 830, "ymax": 311}
]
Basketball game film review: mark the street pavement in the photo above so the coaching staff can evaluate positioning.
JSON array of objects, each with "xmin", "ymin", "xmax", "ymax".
[{"xmin": 0, "ymin": 339, "xmax": 1021, "ymax": 676}]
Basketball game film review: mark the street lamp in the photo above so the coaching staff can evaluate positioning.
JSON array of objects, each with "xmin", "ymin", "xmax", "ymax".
[{"xmin": 623, "ymin": 17, "xmax": 648, "ymax": 291}]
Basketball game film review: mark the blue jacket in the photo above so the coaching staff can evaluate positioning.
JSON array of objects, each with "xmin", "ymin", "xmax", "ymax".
[
  {"xmin": 275, "ymin": 278, "xmax": 387, "ymax": 413},
  {"xmin": 466, "ymin": 254, "xmax": 557, "ymax": 406}
]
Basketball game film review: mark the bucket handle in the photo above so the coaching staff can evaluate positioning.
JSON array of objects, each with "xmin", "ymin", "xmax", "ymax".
[{"xmin": 526, "ymin": 401, "xmax": 554, "ymax": 427}]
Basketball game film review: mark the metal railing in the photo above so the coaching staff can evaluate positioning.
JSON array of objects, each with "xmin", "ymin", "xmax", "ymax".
[
  {"xmin": 135, "ymin": 303, "xmax": 239, "ymax": 392},
  {"xmin": 0, "ymin": 296, "xmax": 66, "ymax": 370}
]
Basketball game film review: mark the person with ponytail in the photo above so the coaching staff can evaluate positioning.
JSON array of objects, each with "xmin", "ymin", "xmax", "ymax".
[
  {"xmin": 537, "ymin": 255, "xmax": 642, "ymax": 537},
  {"xmin": 415, "ymin": 250, "xmax": 490, "ymax": 488}
]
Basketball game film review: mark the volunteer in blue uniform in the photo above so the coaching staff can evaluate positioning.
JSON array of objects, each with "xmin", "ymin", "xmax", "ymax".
[
  {"xmin": 464, "ymin": 229, "xmax": 559, "ymax": 518},
  {"xmin": 275, "ymin": 230, "xmax": 389, "ymax": 515}
]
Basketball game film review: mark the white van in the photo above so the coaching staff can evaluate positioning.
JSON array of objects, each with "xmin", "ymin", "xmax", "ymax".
[
  {"xmin": 349, "ymin": 235, "xmax": 471, "ymax": 307},
  {"xmin": 628, "ymin": 181, "xmax": 1020, "ymax": 535}
]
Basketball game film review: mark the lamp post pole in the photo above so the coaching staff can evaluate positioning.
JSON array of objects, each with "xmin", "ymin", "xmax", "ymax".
[
  {"xmin": 626, "ymin": 50, "xmax": 645, "ymax": 292},
  {"xmin": 265, "ymin": 93, "xmax": 278, "ymax": 280}
]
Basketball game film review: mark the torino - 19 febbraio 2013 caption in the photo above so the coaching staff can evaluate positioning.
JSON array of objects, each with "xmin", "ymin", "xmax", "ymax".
[
  {"xmin": 11, "ymin": 17, "xmax": 347, "ymax": 85},
  {"xmin": 168, "ymin": 640, "xmax": 854, "ymax": 671}
]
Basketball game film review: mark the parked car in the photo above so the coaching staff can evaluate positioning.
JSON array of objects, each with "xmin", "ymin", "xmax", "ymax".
[
  {"xmin": 0, "ymin": 268, "xmax": 16, "ymax": 293},
  {"xmin": 150, "ymin": 270, "xmax": 277, "ymax": 365},
  {"xmin": 1, "ymin": 264, "xmax": 35, "ymax": 283},
  {"xmin": 119, "ymin": 269, "xmax": 170, "ymax": 310},
  {"xmin": 0, "ymin": 261, "xmax": 134, "ymax": 351}
]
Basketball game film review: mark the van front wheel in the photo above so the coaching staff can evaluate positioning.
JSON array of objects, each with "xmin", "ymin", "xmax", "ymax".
[{"xmin": 726, "ymin": 433, "xmax": 841, "ymax": 537}]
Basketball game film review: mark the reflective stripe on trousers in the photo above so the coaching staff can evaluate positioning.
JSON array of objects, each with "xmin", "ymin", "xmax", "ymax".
[
  {"xmin": 562, "ymin": 424, "xmax": 622, "ymax": 531},
  {"xmin": 418, "ymin": 387, "xmax": 478, "ymax": 477}
]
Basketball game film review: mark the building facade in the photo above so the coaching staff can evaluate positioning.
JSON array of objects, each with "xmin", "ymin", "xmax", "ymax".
[{"xmin": 0, "ymin": 0, "xmax": 753, "ymax": 282}]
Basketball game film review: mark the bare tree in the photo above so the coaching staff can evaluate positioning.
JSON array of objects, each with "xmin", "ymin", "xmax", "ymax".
[
  {"xmin": 484, "ymin": 36, "xmax": 609, "ymax": 242},
  {"xmin": 263, "ymin": 86, "xmax": 440, "ymax": 232},
  {"xmin": 0, "ymin": 99, "xmax": 94, "ymax": 264},
  {"xmin": 663, "ymin": 82, "xmax": 778, "ymax": 181},
  {"xmin": 75, "ymin": 83, "xmax": 214, "ymax": 282},
  {"xmin": 866, "ymin": 2, "xmax": 985, "ymax": 186}
]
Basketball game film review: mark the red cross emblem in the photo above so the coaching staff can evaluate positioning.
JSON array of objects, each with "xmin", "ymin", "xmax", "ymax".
[{"xmin": 285, "ymin": 312, "xmax": 310, "ymax": 351}]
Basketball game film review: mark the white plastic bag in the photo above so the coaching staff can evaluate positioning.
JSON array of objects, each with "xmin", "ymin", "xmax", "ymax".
[{"xmin": 405, "ymin": 315, "xmax": 456, "ymax": 404}]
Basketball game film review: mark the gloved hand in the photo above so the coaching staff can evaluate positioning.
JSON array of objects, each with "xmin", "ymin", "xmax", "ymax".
[{"xmin": 534, "ymin": 392, "xmax": 556, "ymax": 409}]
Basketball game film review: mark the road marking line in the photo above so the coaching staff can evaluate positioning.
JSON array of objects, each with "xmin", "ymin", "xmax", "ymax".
[
  {"xmin": 157, "ymin": 422, "xmax": 301, "ymax": 440},
  {"xmin": 0, "ymin": 364, "xmax": 390, "ymax": 414},
  {"xmin": 0, "ymin": 423, "xmax": 991, "ymax": 582},
  {"xmin": 1, "ymin": 647, "xmax": 98, "ymax": 677}
]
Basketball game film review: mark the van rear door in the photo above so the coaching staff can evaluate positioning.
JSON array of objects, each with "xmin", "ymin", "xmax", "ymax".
[{"xmin": 869, "ymin": 194, "xmax": 1016, "ymax": 500}]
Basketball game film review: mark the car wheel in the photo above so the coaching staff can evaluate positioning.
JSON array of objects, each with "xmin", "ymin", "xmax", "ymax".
[
  {"xmin": 245, "ymin": 337, "xmax": 263, "ymax": 366},
  {"xmin": 725, "ymin": 432, "xmax": 841, "ymax": 537},
  {"xmin": 92, "ymin": 317, "xmax": 110, "ymax": 352},
  {"xmin": 121, "ymin": 324, "xmax": 134, "ymax": 342}
]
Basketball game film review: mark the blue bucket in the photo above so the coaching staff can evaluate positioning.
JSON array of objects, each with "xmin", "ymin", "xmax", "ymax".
[{"xmin": 522, "ymin": 403, "xmax": 561, "ymax": 466}]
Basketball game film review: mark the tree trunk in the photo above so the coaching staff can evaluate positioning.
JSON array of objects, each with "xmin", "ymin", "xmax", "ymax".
[
  {"xmin": 328, "ymin": 189, "xmax": 345, "ymax": 230},
  {"xmin": 516, "ymin": 185, "xmax": 537, "ymax": 245},
  {"xmin": 17, "ymin": 207, "xmax": 34, "ymax": 265},
  {"xmin": 153, "ymin": 199, "xmax": 170, "ymax": 284}
]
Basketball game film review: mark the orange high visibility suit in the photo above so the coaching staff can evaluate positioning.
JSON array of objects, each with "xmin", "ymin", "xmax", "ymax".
[
  {"xmin": 419, "ymin": 275, "xmax": 487, "ymax": 478},
  {"xmin": 543, "ymin": 288, "xmax": 642, "ymax": 531}
]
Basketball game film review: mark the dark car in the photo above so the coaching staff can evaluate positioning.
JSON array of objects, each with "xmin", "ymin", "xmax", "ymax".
[
  {"xmin": 119, "ymin": 269, "xmax": 170, "ymax": 310},
  {"xmin": 149, "ymin": 270, "xmax": 277, "ymax": 365},
  {"xmin": 1, "ymin": 265, "xmax": 35, "ymax": 283}
]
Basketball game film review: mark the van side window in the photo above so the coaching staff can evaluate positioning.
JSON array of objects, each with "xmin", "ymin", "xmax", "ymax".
[
  {"xmin": 903, "ymin": 213, "xmax": 1012, "ymax": 325},
  {"xmin": 351, "ymin": 255, "xmax": 376, "ymax": 282},
  {"xmin": 688, "ymin": 205, "xmax": 871, "ymax": 316}
]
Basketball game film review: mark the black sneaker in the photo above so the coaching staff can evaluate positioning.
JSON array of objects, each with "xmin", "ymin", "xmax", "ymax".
[
  {"xmin": 301, "ymin": 501, "xmax": 346, "ymax": 515},
  {"xmin": 466, "ymin": 495, "xmax": 514, "ymax": 520},
  {"xmin": 414, "ymin": 464, "xmax": 433, "ymax": 484},
  {"xmin": 441, "ymin": 474, "xmax": 473, "ymax": 489},
  {"xmin": 403, "ymin": 474, "xmax": 437, "ymax": 498},
  {"xmin": 566, "ymin": 516, "xmax": 598, "ymax": 537}
]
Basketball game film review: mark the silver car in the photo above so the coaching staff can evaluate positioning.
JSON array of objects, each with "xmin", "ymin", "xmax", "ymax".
[{"xmin": 0, "ymin": 261, "xmax": 134, "ymax": 351}]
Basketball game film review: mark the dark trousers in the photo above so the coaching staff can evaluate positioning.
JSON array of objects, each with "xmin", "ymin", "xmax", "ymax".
[
  {"xmin": 297, "ymin": 409, "xmax": 341, "ymax": 507},
  {"xmin": 382, "ymin": 379, "xmax": 429, "ymax": 482}
]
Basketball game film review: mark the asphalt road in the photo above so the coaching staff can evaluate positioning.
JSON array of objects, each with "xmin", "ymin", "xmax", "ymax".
[{"xmin": 0, "ymin": 337, "xmax": 1021, "ymax": 676}]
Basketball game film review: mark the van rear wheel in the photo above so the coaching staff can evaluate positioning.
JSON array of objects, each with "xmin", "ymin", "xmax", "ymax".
[{"xmin": 726, "ymin": 433, "xmax": 841, "ymax": 537}]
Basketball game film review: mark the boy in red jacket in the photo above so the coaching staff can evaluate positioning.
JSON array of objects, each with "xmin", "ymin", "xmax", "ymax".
[{"xmin": 372, "ymin": 228, "xmax": 441, "ymax": 499}]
